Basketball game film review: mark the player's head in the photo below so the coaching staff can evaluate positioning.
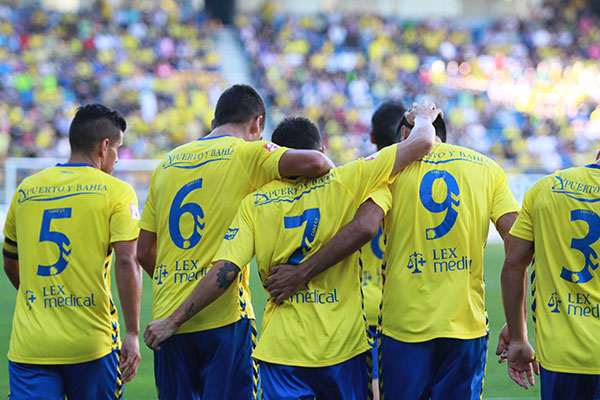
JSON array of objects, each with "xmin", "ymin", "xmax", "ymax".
[
  {"xmin": 271, "ymin": 116, "xmax": 323, "ymax": 152},
  {"xmin": 398, "ymin": 112, "xmax": 447, "ymax": 143},
  {"xmin": 69, "ymin": 104, "xmax": 126, "ymax": 175},
  {"xmin": 212, "ymin": 84, "xmax": 266, "ymax": 141},
  {"xmin": 370, "ymin": 101, "xmax": 406, "ymax": 150}
]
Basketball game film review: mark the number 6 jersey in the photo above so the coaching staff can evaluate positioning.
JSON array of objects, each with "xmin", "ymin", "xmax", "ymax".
[
  {"xmin": 510, "ymin": 164, "xmax": 600, "ymax": 373},
  {"xmin": 3, "ymin": 164, "xmax": 139, "ymax": 364},
  {"xmin": 380, "ymin": 142, "xmax": 520, "ymax": 342}
]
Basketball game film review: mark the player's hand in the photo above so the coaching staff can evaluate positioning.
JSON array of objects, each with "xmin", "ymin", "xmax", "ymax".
[
  {"xmin": 496, "ymin": 323, "xmax": 510, "ymax": 364},
  {"xmin": 144, "ymin": 317, "xmax": 179, "ymax": 350},
  {"xmin": 120, "ymin": 332, "xmax": 141, "ymax": 384},
  {"xmin": 265, "ymin": 264, "xmax": 307, "ymax": 305},
  {"xmin": 507, "ymin": 340, "xmax": 539, "ymax": 389},
  {"xmin": 405, "ymin": 100, "xmax": 443, "ymax": 125}
]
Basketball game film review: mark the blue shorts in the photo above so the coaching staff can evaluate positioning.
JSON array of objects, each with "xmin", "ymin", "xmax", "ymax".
[
  {"xmin": 9, "ymin": 350, "xmax": 121, "ymax": 400},
  {"xmin": 380, "ymin": 334, "xmax": 488, "ymax": 400},
  {"xmin": 541, "ymin": 366, "xmax": 600, "ymax": 400},
  {"xmin": 368, "ymin": 325, "xmax": 379, "ymax": 380},
  {"xmin": 154, "ymin": 318, "xmax": 258, "ymax": 400},
  {"xmin": 260, "ymin": 352, "xmax": 369, "ymax": 400}
]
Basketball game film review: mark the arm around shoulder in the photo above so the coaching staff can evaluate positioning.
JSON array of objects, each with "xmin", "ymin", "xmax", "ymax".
[{"xmin": 278, "ymin": 149, "xmax": 334, "ymax": 178}]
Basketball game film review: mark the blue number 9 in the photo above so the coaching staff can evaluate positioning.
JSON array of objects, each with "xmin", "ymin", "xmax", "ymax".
[
  {"xmin": 169, "ymin": 179, "xmax": 205, "ymax": 249},
  {"xmin": 419, "ymin": 170, "xmax": 460, "ymax": 240},
  {"xmin": 38, "ymin": 208, "xmax": 72, "ymax": 276}
]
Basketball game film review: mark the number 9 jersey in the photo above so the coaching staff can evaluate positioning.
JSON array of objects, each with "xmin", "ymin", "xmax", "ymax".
[
  {"xmin": 380, "ymin": 142, "xmax": 520, "ymax": 342},
  {"xmin": 510, "ymin": 164, "xmax": 600, "ymax": 374},
  {"xmin": 3, "ymin": 164, "xmax": 140, "ymax": 364}
]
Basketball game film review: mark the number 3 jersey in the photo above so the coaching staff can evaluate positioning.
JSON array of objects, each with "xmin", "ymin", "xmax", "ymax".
[
  {"xmin": 139, "ymin": 135, "xmax": 287, "ymax": 333},
  {"xmin": 381, "ymin": 142, "xmax": 519, "ymax": 343},
  {"xmin": 3, "ymin": 164, "xmax": 140, "ymax": 364},
  {"xmin": 510, "ymin": 164, "xmax": 600, "ymax": 374},
  {"xmin": 213, "ymin": 145, "xmax": 397, "ymax": 367}
]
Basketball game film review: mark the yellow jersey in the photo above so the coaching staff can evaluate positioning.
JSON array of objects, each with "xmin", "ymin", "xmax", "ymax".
[
  {"xmin": 510, "ymin": 164, "xmax": 600, "ymax": 374},
  {"xmin": 213, "ymin": 146, "xmax": 396, "ymax": 367},
  {"xmin": 361, "ymin": 226, "xmax": 385, "ymax": 326},
  {"xmin": 139, "ymin": 135, "xmax": 287, "ymax": 333},
  {"xmin": 3, "ymin": 163, "xmax": 139, "ymax": 364},
  {"xmin": 381, "ymin": 142, "xmax": 520, "ymax": 342}
]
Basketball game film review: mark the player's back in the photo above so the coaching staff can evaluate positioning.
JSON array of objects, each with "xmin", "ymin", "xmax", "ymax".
[
  {"xmin": 222, "ymin": 145, "xmax": 397, "ymax": 366},
  {"xmin": 381, "ymin": 142, "xmax": 519, "ymax": 342},
  {"xmin": 140, "ymin": 135, "xmax": 286, "ymax": 333},
  {"xmin": 5, "ymin": 164, "xmax": 139, "ymax": 364},
  {"xmin": 514, "ymin": 164, "xmax": 600, "ymax": 373}
]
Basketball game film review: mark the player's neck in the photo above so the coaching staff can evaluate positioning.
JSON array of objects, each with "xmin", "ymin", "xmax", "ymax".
[
  {"xmin": 67, "ymin": 153, "xmax": 101, "ymax": 169},
  {"xmin": 206, "ymin": 124, "xmax": 248, "ymax": 140}
]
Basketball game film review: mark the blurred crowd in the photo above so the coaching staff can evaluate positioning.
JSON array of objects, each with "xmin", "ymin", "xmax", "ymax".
[
  {"xmin": 239, "ymin": 0, "xmax": 600, "ymax": 172},
  {"xmin": 0, "ymin": 0, "xmax": 226, "ymax": 160},
  {"xmin": 1, "ymin": 0, "xmax": 600, "ymax": 173}
]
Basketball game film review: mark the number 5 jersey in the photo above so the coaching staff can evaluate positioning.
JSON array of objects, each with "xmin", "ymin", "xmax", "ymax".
[
  {"xmin": 380, "ymin": 142, "xmax": 520, "ymax": 343},
  {"xmin": 213, "ymin": 145, "xmax": 397, "ymax": 366},
  {"xmin": 3, "ymin": 163, "xmax": 140, "ymax": 364}
]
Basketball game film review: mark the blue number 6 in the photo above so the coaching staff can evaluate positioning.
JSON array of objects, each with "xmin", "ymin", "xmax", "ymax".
[
  {"xmin": 284, "ymin": 208, "xmax": 321, "ymax": 265},
  {"xmin": 560, "ymin": 209, "xmax": 600, "ymax": 284},
  {"xmin": 38, "ymin": 208, "xmax": 72, "ymax": 276},
  {"xmin": 169, "ymin": 179, "xmax": 205, "ymax": 249},
  {"xmin": 419, "ymin": 170, "xmax": 460, "ymax": 240}
]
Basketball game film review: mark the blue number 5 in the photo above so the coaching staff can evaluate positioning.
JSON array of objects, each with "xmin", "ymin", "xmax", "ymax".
[
  {"xmin": 419, "ymin": 170, "xmax": 460, "ymax": 240},
  {"xmin": 284, "ymin": 208, "xmax": 321, "ymax": 264},
  {"xmin": 169, "ymin": 179, "xmax": 205, "ymax": 249},
  {"xmin": 38, "ymin": 208, "xmax": 72, "ymax": 276},
  {"xmin": 560, "ymin": 209, "xmax": 600, "ymax": 284}
]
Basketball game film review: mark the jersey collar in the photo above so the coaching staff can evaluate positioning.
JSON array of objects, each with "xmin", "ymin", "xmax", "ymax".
[
  {"xmin": 56, "ymin": 163, "xmax": 96, "ymax": 168},
  {"xmin": 197, "ymin": 134, "xmax": 232, "ymax": 141},
  {"xmin": 585, "ymin": 163, "xmax": 600, "ymax": 170}
]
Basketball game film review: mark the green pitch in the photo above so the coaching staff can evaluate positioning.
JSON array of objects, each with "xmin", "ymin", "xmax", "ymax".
[{"xmin": 0, "ymin": 243, "xmax": 539, "ymax": 399}]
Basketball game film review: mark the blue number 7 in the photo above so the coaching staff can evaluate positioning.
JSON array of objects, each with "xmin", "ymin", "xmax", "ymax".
[
  {"xmin": 38, "ymin": 208, "xmax": 72, "ymax": 276},
  {"xmin": 284, "ymin": 208, "xmax": 321, "ymax": 265}
]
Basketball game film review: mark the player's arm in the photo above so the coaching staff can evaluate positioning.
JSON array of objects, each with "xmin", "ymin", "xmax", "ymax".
[
  {"xmin": 113, "ymin": 239, "xmax": 143, "ymax": 383},
  {"xmin": 143, "ymin": 260, "xmax": 241, "ymax": 350},
  {"xmin": 278, "ymin": 149, "xmax": 335, "ymax": 178},
  {"xmin": 137, "ymin": 229, "xmax": 157, "ymax": 278},
  {"xmin": 266, "ymin": 199, "xmax": 384, "ymax": 304},
  {"xmin": 3, "ymin": 237, "xmax": 19, "ymax": 289},
  {"xmin": 390, "ymin": 100, "xmax": 440, "ymax": 177},
  {"xmin": 501, "ymin": 235, "xmax": 539, "ymax": 389},
  {"xmin": 496, "ymin": 212, "xmax": 518, "ymax": 254}
]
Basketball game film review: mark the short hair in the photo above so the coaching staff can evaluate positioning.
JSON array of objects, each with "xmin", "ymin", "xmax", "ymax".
[
  {"xmin": 371, "ymin": 101, "xmax": 406, "ymax": 149},
  {"xmin": 271, "ymin": 117, "xmax": 322, "ymax": 151},
  {"xmin": 399, "ymin": 114, "xmax": 447, "ymax": 143},
  {"xmin": 69, "ymin": 104, "xmax": 126, "ymax": 152},
  {"xmin": 213, "ymin": 84, "xmax": 266, "ymax": 130}
]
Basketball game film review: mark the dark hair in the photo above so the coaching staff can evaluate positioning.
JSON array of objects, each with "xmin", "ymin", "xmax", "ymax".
[
  {"xmin": 399, "ymin": 114, "xmax": 447, "ymax": 143},
  {"xmin": 371, "ymin": 101, "xmax": 406, "ymax": 149},
  {"xmin": 69, "ymin": 104, "xmax": 126, "ymax": 152},
  {"xmin": 213, "ymin": 84, "xmax": 266, "ymax": 130},
  {"xmin": 271, "ymin": 116, "xmax": 322, "ymax": 151}
]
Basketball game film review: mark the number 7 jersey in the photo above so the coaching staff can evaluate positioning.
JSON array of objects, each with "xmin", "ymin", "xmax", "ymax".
[
  {"xmin": 3, "ymin": 164, "xmax": 140, "ymax": 364},
  {"xmin": 380, "ymin": 142, "xmax": 520, "ymax": 342}
]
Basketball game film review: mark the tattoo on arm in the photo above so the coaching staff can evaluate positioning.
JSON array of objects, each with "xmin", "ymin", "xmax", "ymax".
[
  {"xmin": 185, "ymin": 303, "xmax": 195, "ymax": 317},
  {"xmin": 216, "ymin": 261, "xmax": 240, "ymax": 289}
]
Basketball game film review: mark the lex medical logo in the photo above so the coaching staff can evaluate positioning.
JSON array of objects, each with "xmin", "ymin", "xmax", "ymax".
[{"xmin": 548, "ymin": 290, "xmax": 600, "ymax": 319}]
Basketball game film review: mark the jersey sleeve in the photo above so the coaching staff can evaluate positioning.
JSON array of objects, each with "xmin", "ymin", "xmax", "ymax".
[
  {"xmin": 237, "ymin": 141, "xmax": 288, "ymax": 188},
  {"xmin": 364, "ymin": 186, "xmax": 393, "ymax": 216},
  {"xmin": 110, "ymin": 183, "xmax": 141, "ymax": 243},
  {"xmin": 3, "ymin": 188, "xmax": 19, "ymax": 259},
  {"xmin": 139, "ymin": 168, "xmax": 157, "ymax": 233},
  {"xmin": 510, "ymin": 177, "xmax": 545, "ymax": 242},
  {"xmin": 212, "ymin": 197, "xmax": 255, "ymax": 269},
  {"xmin": 336, "ymin": 145, "xmax": 397, "ymax": 204},
  {"xmin": 490, "ymin": 162, "xmax": 520, "ymax": 224}
]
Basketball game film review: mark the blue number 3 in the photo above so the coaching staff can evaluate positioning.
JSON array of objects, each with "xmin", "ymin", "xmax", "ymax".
[
  {"xmin": 419, "ymin": 170, "xmax": 460, "ymax": 240},
  {"xmin": 38, "ymin": 208, "xmax": 72, "ymax": 276},
  {"xmin": 284, "ymin": 208, "xmax": 321, "ymax": 265},
  {"xmin": 560, "ymin": 209, "xmax": 600, "ymax": 284},
  {"xmin": 169, "ymin": 179, "xmax": 205, "ymax": 250}
]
